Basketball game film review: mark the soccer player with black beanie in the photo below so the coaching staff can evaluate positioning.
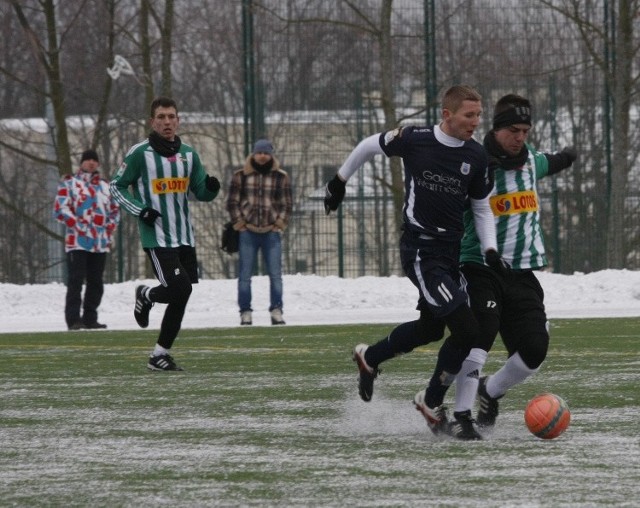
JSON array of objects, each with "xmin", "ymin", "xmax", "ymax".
[
  {"xmin": 324, "ymin": 85, "xmax": 507, "ymax": 440},
  {"xmin": 111, "ymin": 96, "xmax": 221, "ymax": 371},
  {"xmin": 453, "ymin": 94, "xmax": 576, "ymax": 429}
]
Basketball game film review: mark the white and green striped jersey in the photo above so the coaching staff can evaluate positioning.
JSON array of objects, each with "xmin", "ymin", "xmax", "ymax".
[
  {"xmin": 460, "ymin": 144, "xmax": 550, "ymax": 270},
  {"xmin": 110, "ymin": 140, "xmax": 217, "ymax": 248}
]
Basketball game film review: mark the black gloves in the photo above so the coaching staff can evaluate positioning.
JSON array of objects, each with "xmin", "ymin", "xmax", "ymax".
[
  {"xmin": 562, "ymin": 146, "xmax": 577, "ymax": 164},
  {"xmin": 324, "ymin": 175, "xmax": 346, "ymax": 215},
  {"xmin": 140, "ymin": 207, "xmax": 162, "ymax": 226},
  {"xmin": 206, "ymin": 175, "xmax": 221, "ymax": 193},
  {"xmin": 485, "ymin": 249, "xmax": 511, "ymax": 277}
]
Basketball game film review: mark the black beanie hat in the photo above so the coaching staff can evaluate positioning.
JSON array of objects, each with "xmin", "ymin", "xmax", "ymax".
[
  {"xmin": 492, "ymin": 94, "xmax": 532, "ymax": 131},
  {"xmin": 80, "ymin": 149, "xmax": 99, "ymax": 163}
]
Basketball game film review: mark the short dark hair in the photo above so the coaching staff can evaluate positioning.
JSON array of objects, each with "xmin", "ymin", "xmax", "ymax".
[
  {"xmin": 150, "ymin": 96, "xmax": 178, "ymax": 118},
  {"xmin": 442, "ymin": 85, "xmax": 482, "ymax": 113}
]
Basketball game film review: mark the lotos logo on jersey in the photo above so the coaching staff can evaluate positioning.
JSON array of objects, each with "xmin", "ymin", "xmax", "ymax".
[
  {"xmin": 152, "ymin": 177, "xmax": 189, "ymax": 194},
  {"xmin": 490, "ymin": 190, "xmax": 538, "ymax": 215}
]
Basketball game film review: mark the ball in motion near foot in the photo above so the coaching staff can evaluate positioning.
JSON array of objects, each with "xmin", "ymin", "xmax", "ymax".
[{"xmin": 524, "ymin": 393, "xmax": 570, "ymax": 439}]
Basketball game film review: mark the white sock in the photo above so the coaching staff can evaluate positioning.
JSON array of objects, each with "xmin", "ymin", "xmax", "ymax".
[
  {"xmin": 153, "ymin": 344, "xmax": 169, "ymax": 357},
  {"xmin": 486, "ymin": 352, "xmax": 538, "ymax": 398},
  {"xmin": 454, "ymin": 348, "xmax": 488, "ymax": 413}
]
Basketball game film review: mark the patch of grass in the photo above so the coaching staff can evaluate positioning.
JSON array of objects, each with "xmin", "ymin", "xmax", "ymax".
[{"xmin": 1, "ymin": 319, "xmax": 639, "ymax": 506}]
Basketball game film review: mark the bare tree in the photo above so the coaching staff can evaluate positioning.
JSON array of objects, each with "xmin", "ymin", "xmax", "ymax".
[
  {"xmin": 540, "ymin": 0, "xmax": 640, "ymax": 268},
  {"xmin": 256, "ymin": 0, "xmax": 409, "ymax": 228},
  {"xmin": 9, "ymin": 0, "xmax": 72, "ymax": 175},
  {"xmin": 159, "ymin": 0, "xmax": 174, "ymax": 96},
  {"xmin": 93, "ymin": 0, "xmax": 117, "ymax": 154},
  {"xmin": 1, "ymin": 0, "xmax": 639, "ymax": 282},
  {"xmin": 139, "ymin": 0, "xmax": 174, "ymax": 100}
]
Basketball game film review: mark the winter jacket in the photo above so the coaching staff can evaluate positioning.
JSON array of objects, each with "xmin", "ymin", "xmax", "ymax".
[
  {"xmin": 226, "ymin": 155, "xmax": 292, "ymax": 233},
  {"xmin": 54, "ymin": 170, "xmax": 120, "ymax": 253}
]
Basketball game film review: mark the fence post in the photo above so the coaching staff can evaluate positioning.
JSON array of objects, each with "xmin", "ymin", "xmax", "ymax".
[
  {"xmin": 549, "ymin": 76, "xmax": 561, "ymax": 273},
  {"xmin": 423, "ymin": 0, "xmax": 438, "ymax": 125},
  {"xmin": 338, "ymin": 205, "xmax": 344, "ymax": 278},
  {"xmin": 242, "ymin": 0, "xmax": 256, "ymax": 154}
]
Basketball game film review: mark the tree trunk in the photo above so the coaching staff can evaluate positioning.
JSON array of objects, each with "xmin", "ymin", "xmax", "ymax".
[
  {"xmin": 93, "ymin": 0, "xmax": 116, "ymax": 160},
  {"xmin": 11, "ymin": 0, "xmax": 72, "ymax": 176},
  {"xmin": 140, "ymin": 0, "xmax": 154, "ymax": 112},
  {"xmin": 605, "ymin": 0, "xmax": 634, "ymax": 268},
  {"xmin": 161, "ymin": 0, "xmax": 174, "ymax": 97},
  {"xmin": 378, "ymin": 0, "xmax": 404, "ymax": 229}
]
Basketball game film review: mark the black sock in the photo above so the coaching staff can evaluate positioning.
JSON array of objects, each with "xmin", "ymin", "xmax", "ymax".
[
  {"xmin": 425, "ymin": 337, "xmax": 469, "ymax": 408},
  {"xmin": 366, "ymin": 320, "xmax": 431, "ymax": 367}
]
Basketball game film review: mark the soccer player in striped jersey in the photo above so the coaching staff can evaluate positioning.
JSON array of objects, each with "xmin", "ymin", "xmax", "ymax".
[
  {"xmin": 325, "ymin": 85, "xmax": 509, "ymax": 440},
  {"xmin": 454, "ymin": 94, "xmax": 576, "ymax": 427},
  {"xmin": 110, "ymin": 97, "xmax": 221, "ymax": 371}
]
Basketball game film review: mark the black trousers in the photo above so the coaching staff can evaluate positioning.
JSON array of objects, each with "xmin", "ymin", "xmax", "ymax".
[
  {"xmin": 145, "ymin": 246, "xmax": 198, "ymax": 349},
  {"xmin": 65, "ymin": 250, "xmax": 107, "ymax": 327}
]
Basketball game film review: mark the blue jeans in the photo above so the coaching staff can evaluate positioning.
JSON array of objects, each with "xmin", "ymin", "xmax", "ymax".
[{"xmin": 237, "ymin": 230, "xmax": 283, "ymax": 312}]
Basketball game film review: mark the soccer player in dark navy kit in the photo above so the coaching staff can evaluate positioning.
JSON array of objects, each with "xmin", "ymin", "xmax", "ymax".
[{"xmin": 324, "ymin": 85, "xmax": 509, "ymax": 440}]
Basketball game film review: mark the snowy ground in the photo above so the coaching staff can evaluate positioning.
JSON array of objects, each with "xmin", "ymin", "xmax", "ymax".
[
  {"xmin": 1, "ymin": 270, "xmax": 639, "ymax": 506},
  {"xmin": 3, "ymin": 269, "xmax": 640, "ymax": 334}
]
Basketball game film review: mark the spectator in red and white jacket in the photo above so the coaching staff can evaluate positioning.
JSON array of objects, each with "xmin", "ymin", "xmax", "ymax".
[{"xmin": 53, "ymin": 149, "xmax": 120, "ymax": 330}]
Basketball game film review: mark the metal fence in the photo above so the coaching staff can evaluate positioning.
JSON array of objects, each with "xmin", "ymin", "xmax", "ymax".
[
  {"xmin": 7, "ymin": 182, "xmax": 640, "ymax": 285},
  {"xmin": 1, "ymin": 0, "xmax": 639, "ymax": 284}
]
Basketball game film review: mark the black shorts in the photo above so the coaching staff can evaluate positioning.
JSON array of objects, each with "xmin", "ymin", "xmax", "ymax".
[
  {"xmin": 400, "ymin": 231, "xmax": 468, "ymax": 318},
  {"xmin": 144, "ymin": 246, "xmax": 199, "ymax": 286},
  {"xmin": 462, "ymin": 263, "xmax": 548, "ymax": 355}
]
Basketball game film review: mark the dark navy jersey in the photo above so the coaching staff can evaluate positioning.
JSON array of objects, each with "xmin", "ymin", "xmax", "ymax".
[{"xmin": 379, "ymin": 125, "xmax": 490, "ymax": 242}]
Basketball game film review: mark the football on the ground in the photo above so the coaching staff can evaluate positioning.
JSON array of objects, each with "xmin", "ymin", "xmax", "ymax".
[{"xmin": 524, "ymin": 393, "xmax": 571, "ymax": 439}]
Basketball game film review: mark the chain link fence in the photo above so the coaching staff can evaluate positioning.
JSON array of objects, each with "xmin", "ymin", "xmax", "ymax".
[{"xmin": 1, "ymin": 0, "xmax": 638, "ymax": 284}]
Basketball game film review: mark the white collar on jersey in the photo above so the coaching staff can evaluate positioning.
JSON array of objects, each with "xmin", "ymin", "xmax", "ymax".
[{"xmin": 434, "ymin": 123, "xmax": 465, "ymax": 148}]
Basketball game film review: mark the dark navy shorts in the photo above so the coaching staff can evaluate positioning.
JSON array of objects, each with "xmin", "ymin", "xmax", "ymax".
[{"xmin": 400, "ymin": 231, "xmax": 468, "ymax": 318}]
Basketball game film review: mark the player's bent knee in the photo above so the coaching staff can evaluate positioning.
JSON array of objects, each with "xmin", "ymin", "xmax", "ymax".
[
  {"xmin": 167, "ymin": 273, "xmax": 193, "ymax": 304},
  {"xmin": 519, "ymin": 333, "xmax": 549, "ymax": 369},
  {"xmin": 475, "ymin": 313, "xmax": 500, "ymax": 351}
]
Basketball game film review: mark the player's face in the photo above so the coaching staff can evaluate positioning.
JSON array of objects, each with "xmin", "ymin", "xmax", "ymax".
[
  {"xmin": 441, "ymin": 99, "xmax": 482, "ymax": 141},
  {"xmin": 150, "ymin": 106, "xmax": 180, "ymax": 141},
  {"xmin": 494, "ymin": 124, "xmax": 531, "ymax": 156}
]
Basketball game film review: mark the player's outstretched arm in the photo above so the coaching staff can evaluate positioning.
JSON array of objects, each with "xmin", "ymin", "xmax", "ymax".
[
  {"xmin": 546, "ymin": 146, "xmax": 577, "ymax": 175},
  {"xmin": 324, "ymin": 134, "xmax": 384, "ymax": 215}
]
